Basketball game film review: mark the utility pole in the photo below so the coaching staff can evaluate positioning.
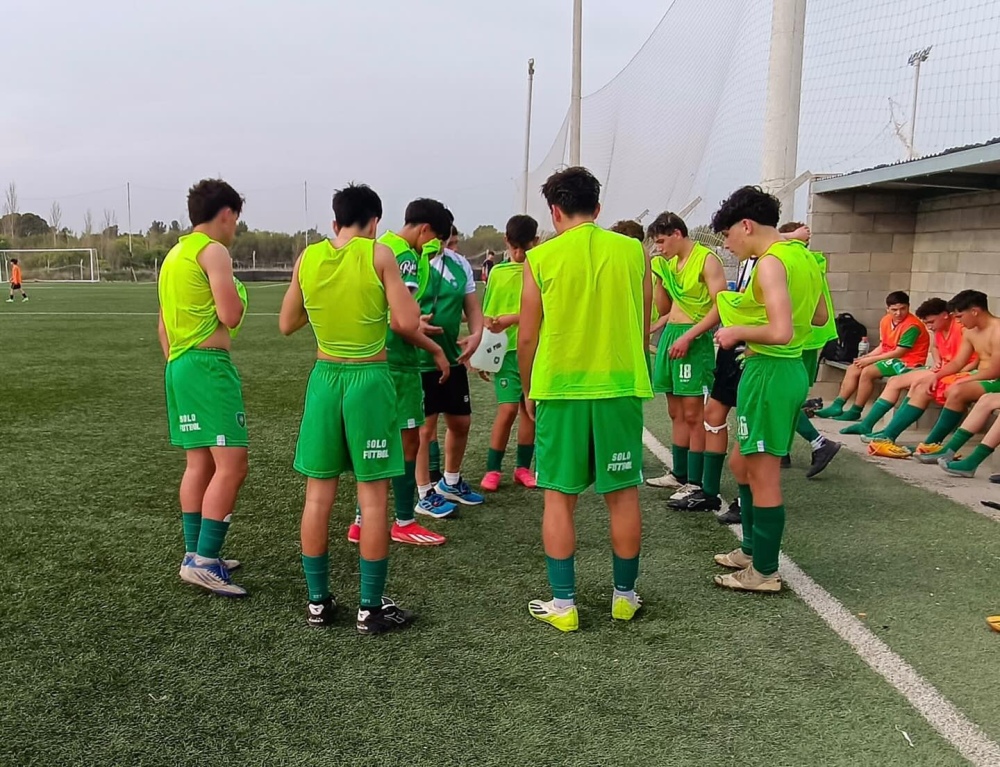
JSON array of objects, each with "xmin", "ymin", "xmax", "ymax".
[
  {"xmin": 908, "ymin": 46, "xmax": 932, "ymax": 159},
  {"xmin": 761, "ymin": 0, "xmax": 807, "ymax": 218},
  {"xmin": 126, "ymin": 182, "xmax": 133, "ymax": 257},
  {"xmin": 522, "ymin": 58, "xmax": 536, "ymax": 214},
  {"xmin": 304, "ymin": 181, "xmax": 309, "ymax": 249},
  {"xmin": 569, "ymin": 0, "xmax": 583, "ymax": 166}
]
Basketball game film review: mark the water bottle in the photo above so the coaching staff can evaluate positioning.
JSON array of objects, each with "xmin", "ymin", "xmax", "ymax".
[{"xmin": 858, "ymin": 336, "xmax": 870, "ymax": 357}]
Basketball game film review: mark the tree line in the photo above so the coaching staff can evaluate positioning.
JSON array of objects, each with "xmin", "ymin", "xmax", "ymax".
[{"xmin": 1, "ymin": 182, "xmax": 509, "ymax": 281}]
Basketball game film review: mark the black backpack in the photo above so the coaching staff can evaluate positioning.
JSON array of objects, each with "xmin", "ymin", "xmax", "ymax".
[{"xmin": 821, "ymin": 313, "xmax": 868, "ymax": 363}]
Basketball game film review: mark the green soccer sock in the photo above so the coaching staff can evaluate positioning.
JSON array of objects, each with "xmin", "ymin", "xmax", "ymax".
[
  {"xmin": 301, "ymin": 553, "xmax": 330, "ymax": 603},
  {"xmin": 429, "ymin": 440, "xmax": 441, "ymax": 473},
  {"xmin": 702, "ymin": 451, "xmax": 727, "ymax": 497},
  {"xmin": 738, "ymin": 484, "xmax": 754, "ymax": 556},
  {"xmin": 688, "ymin": 451, "xmax": 705, "ymax": 487},
  {"xmin": 859, "ymin": 398, "xmax": 894, "ymax": 433},
  {"xmin": 487, "ymin": 448, "xmax": 505, "ymax": 473},
  {"xmin": 795, "ymin": 411, "xmax": 821, "ymax": 443},
  {"xmin": 546, "ymin": 555, "xmax": 576, "ymax": 601},
  {"xmin": 816, "ymin": 397, "xmax": 846, "ymax": 418},
  {"xmin": 881, "ymin": 403, "xmax": 926, "ymax": 441},
  {"xmin": 945, "ymin": 428, "xmax": 975, "ymax": 454},
  {"xmin": 516, "ymin": 443, "xmax": 535, "ymax": 469},
  {"xmin": 612, "ymin": 553, "xmax": 640, "ymax": 593},
  {"xmin": 752, "ymin": 505, "xmax": 786, "ymax": 576},
  {"xmin": 832, "ymin": 404, "xmax": 864, "ymax": 422},
  {"xmin": 182, "ymin": 511, "xmax": 202, "ymax": 553},
  {"xmin": 392, "ymin": 460, "xmax": 418, "ymax": 523},
  {"xmin": 924, "ymin": 407, "xmax": 965, "ymax": 445},
  {"xmin": 195, "ymin": 516, "xmax": 230, "ymax": 560},
  {"xmin": 359, "ymin": 556, "xmax": 389, "ymax": 609},
  {"xmin": 671, "ymin": 445, "xmax": 689, "ymax": 482},
  {"xmin": 948, "ymin": 443, "xmax": 995, "ymax": 472}
]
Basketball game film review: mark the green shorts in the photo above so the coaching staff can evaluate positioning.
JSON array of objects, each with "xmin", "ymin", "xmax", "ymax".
[
  {"xmin": 653, "ymin": 323, "xmax": 715, "ymax": 397},
  {"xmin": 535, "ymin": 397, "xmax": 644, "ymax": 495},
  {"xmin": 294, "ymin": 361, "xmax": 403, "ymax": 482},
  {"xmin": 735, "ymin": 355, "xmax": 809, "ymax": 457},
  {"xmin": 390, "ymin": 367, "xmax": 424, "ymax": 431},
  {"xmin": 875, "ymin": 358, "xmax": 911, "ymax": 377},
  {"xmin": 979, "ymin": 379, "xmax": 1000, "ymax": 394},
  {"xmin": 165, "ymin": 349, "xmax": 248, "ymax": 450},
  {"xmin": 494, "ymin": 350, "xmax": 523, "ymax": 405},
  {"xmin": 802, "ymin": 347, "xmax": 820, "ymax": 387}
]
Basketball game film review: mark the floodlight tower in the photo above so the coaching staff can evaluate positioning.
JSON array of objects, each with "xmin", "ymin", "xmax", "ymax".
[
  {"xmin": 908, "ymin": 46, "xmax": 932, "ymax": 159},
  {"xmin": 569, "ymin": 0, "xmax": 583, "ymax": 166}
]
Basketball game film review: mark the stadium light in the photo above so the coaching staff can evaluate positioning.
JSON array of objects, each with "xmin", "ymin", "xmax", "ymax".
[
  {"xmin": 569, "ymin": 0, "xmax": 582, "ymax": 166},
  {"xmin": 907, "ymin": 46, "xmax": 933, "ymax": 159}
]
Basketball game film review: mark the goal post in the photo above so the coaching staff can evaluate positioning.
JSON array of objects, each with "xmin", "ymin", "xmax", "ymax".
[{"xmin": 0, "ymin": 249, "xmax": 99, "ymax": 283}]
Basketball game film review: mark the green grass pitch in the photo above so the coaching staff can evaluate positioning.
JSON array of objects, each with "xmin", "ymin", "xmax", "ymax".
[{"xmin": 1, "ymin": 283, "xmax": 998, "ymax": 766}]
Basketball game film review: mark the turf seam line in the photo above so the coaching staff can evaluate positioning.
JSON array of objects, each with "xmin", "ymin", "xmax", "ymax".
[{"xmin": 643, "ymin": 427, "xmax": 1000, "ymax": 767}]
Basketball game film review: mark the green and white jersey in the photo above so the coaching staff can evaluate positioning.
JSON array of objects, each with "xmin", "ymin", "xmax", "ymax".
[
  {"xmin": 417, "ymin": 249, "xmax": 477, "ymax": 371},
  {"xmin": 379, "ymin": 231, "xmax": 429, "ymax": 371}
]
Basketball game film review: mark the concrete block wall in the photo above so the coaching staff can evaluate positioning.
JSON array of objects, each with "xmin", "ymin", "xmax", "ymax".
[
  {"xmin": 808, "ymin": 190, "xmax": 917, "ymax": 335},
  {"xmin": 908, "ymin": 190, "xmax": 1000, "ymax": 309}
]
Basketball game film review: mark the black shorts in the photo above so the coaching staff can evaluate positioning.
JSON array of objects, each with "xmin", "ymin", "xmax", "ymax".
[
  {"xmin": 710, "ymin": 346, "xmax": 743, "ymax": 408},
  {"xmin": 10, "ymin": 283, "xmax": 21, "ymax": 291},
  {"xmin": 422, "ymin": 365, "xmax": 472, "ymax": 417}
]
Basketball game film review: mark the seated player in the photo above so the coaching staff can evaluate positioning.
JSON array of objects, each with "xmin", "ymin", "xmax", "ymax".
[
  {"xmin": 280, "ymin": 183, "xmax": 420, "ymax": 635},
  {"xmin": 938, "ymin": 392, "xmax": 1000, "ymax": 476},
  {"xmin": 816, "ymin": 291, "xmax": 929, "ymax": 421},
  {"xmin": 841, "ymin": 297, "xmax": 975, "ymax": 436},
  {"xmin": 479, "ymin": 214, "xmax": 538, "ymax": 492},
  {"xmin": 867, "ymin": 290, "xmax": 1000, "ymax": 459}
]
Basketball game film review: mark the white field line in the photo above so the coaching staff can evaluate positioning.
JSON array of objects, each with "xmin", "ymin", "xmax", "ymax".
[{"xmin": 642, "ymin": 427, "xmax": 1000, "ymax": 767}]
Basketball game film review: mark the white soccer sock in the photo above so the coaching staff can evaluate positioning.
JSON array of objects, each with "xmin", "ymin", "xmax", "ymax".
[
  {"xmin": 395, "ymin": 518, "xmax": 415, "ymax": 527},
  {"xmin": 444, "ymin": 471, "xmax": 461, "ymax": 486},
  {"xmin": 354, "ymin": 513, "xmax": 362, "ymax": 525},
  {"xmin": 613, "ymin": 588, "xmax": 637, "ymax": 602},
  {"xmin": 811, "ymin": 435, "xmax": 827, "ymax": 450},
  {"xmin": 553, "ymin": 597, "xmax": 576, "ymax": 610},
  {"xmin": 418, "ymin": 483, "xmax": 433, "ymax": 498}
]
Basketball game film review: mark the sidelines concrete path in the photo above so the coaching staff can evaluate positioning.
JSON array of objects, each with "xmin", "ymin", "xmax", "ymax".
[{"xmin": 813, "ymin": 419, "xmax": 1000, "ymax": 524}]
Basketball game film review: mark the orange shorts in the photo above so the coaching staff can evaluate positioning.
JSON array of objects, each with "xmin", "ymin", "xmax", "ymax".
[{"xmin": 930, "ymin": 372, "xmax": 972, "ymax": 405}]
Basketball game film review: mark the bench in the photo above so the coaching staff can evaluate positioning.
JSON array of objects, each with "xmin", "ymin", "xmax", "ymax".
[{"xmin": 815, "ymin": 359, "xmax": 942, "ymax": 431}]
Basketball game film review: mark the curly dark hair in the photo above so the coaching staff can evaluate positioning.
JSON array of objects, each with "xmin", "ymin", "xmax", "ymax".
[{"xmin": 711, "ymin": 186, "xmax": 780, "ymax": 233}]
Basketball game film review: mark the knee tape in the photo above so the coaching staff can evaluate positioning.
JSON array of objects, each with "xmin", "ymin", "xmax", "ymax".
[{"xmin": 704, "ymin": 420, "xmax": 728, "ymax": 434}]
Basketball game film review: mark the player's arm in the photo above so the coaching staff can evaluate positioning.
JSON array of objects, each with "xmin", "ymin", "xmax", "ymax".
[
  {"xmin": 672, "ymin": 256, "xmax": 724, "ymax": 358},
  {"xmin": 653, "ymin": 279, "xmax": 672, "ymax": 317},
  {"xmin": 198, "ymin": 243, "xmax": 245, "ymax": 329},
  {"xmin": 715, "ymin": 256, "xmax": 791, "ymax": 348},
  {"xmin": 157, "ymin": 310, "xmax": 169, "ymax": 360},
  {"xmin": 642, "ymin": 250, "xmax": 652, "ymax": 350},
  {"xmin": 457, "ymin": 263, "xmax": 485, "ymax": 365},
  {"xmin": 518, "ymin": 263, "xmax": 542, "ymax": 406},
  {"xmin": 279, "ymin": 255, "xmax": 309, "ymax": 336},
  {"xmin": 811, "ymin": 289, "xmax": 829, "ymax": 328},
  {"xmin": 374, "ymin": 244, "xmax": 420, "ymax": 337},
  {"xmin": 781, "ymin": 225, "xmax": 810, "ymax": 245},
  {"xmin": 933, "ymin": 337, "xmax": 975, "ymax": 380}
]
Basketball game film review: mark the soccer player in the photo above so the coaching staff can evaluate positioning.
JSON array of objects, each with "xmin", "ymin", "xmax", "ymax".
[
  {"xmin": 938, "ymin": 392, "xmax": 1000, "ymax": 477},
  {"xmin": 415, "ymin": 224, "xmax": 486, "ymax": 508},
  {"xmin": 610, "ymin": 219, "xmax": 666, "ymax": 377},
  {"xmin": 280, "ymin": 183, "xmax": 418, "ymax": 634},
  {"xmin": 479, "ymin": 214, "xmax": 538, "ymax": 492},
  {"xmin": 815, "ymin": 291, "xmax": 930, "ymax": 420},
  {"xmin": 778, "ymin": 222, "xmax": 842, "ymax": 477},
  {"xmin": 520, "ymin": 166, "xmax": 652, "ymax": 632},
  {"xmin": 346, "ymin": 198, "xmax": 455, "ymax": 545},
  {"xmin": 645, "ymin": 212, "xmax": 726, "ymax": 504},
  {"xmin": 710, "ymin": 186, "xmax": 825, "ymax": 593},
  {"xmin": 7, "ymin": 258, "xmax": 27, "ymax": 302},
  {"xmin": 867, "ymin": 289, "xmax": 1000, "ymax": 459},
  {"xmin": 840, "ymin": 297, "xmax": 974, "ymax": 437},
  {"xmin": 158, "ymin": 179, "xmax": 249, "ymax": 597},
  {"xmin": 481, "ymin": 250, "xmax": 496, "ymax": 282}
]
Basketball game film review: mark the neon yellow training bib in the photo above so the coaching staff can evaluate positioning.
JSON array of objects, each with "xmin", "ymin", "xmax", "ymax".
[
  {"xmin": 804, "ymin": 250, "xmax": 837, "ymax": 350},
  {"xmin": 527, "ymin": 223, "xmax": 652, "ymax": 400},
  {"xmin": 717, "ymin": 240, "xmax": 822, "ymax": 358},
  {"xmin": 158, "ymin": 232, "xmax": 223, "ymax": 362},
  {"xmin": 651, "ymin": 241, "xmax": 720, "ymax": 322},
  {"xmin": 298, "ymin": 237, "xmax": 388, "ymax": 359},
  {"xmin": 482, "ymin": 261, "xmax": 524, "ymax": 349}
]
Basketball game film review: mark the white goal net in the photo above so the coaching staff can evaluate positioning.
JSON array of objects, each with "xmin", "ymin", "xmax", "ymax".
[{"xmin": 1, "ymin": 249, "xmax": 99, "ymax": 283}]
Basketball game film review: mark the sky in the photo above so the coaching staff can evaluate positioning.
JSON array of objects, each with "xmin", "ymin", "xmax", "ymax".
[{"xmin": 1, "ymin": 0, "xmax": 670, "ymax": 235}]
